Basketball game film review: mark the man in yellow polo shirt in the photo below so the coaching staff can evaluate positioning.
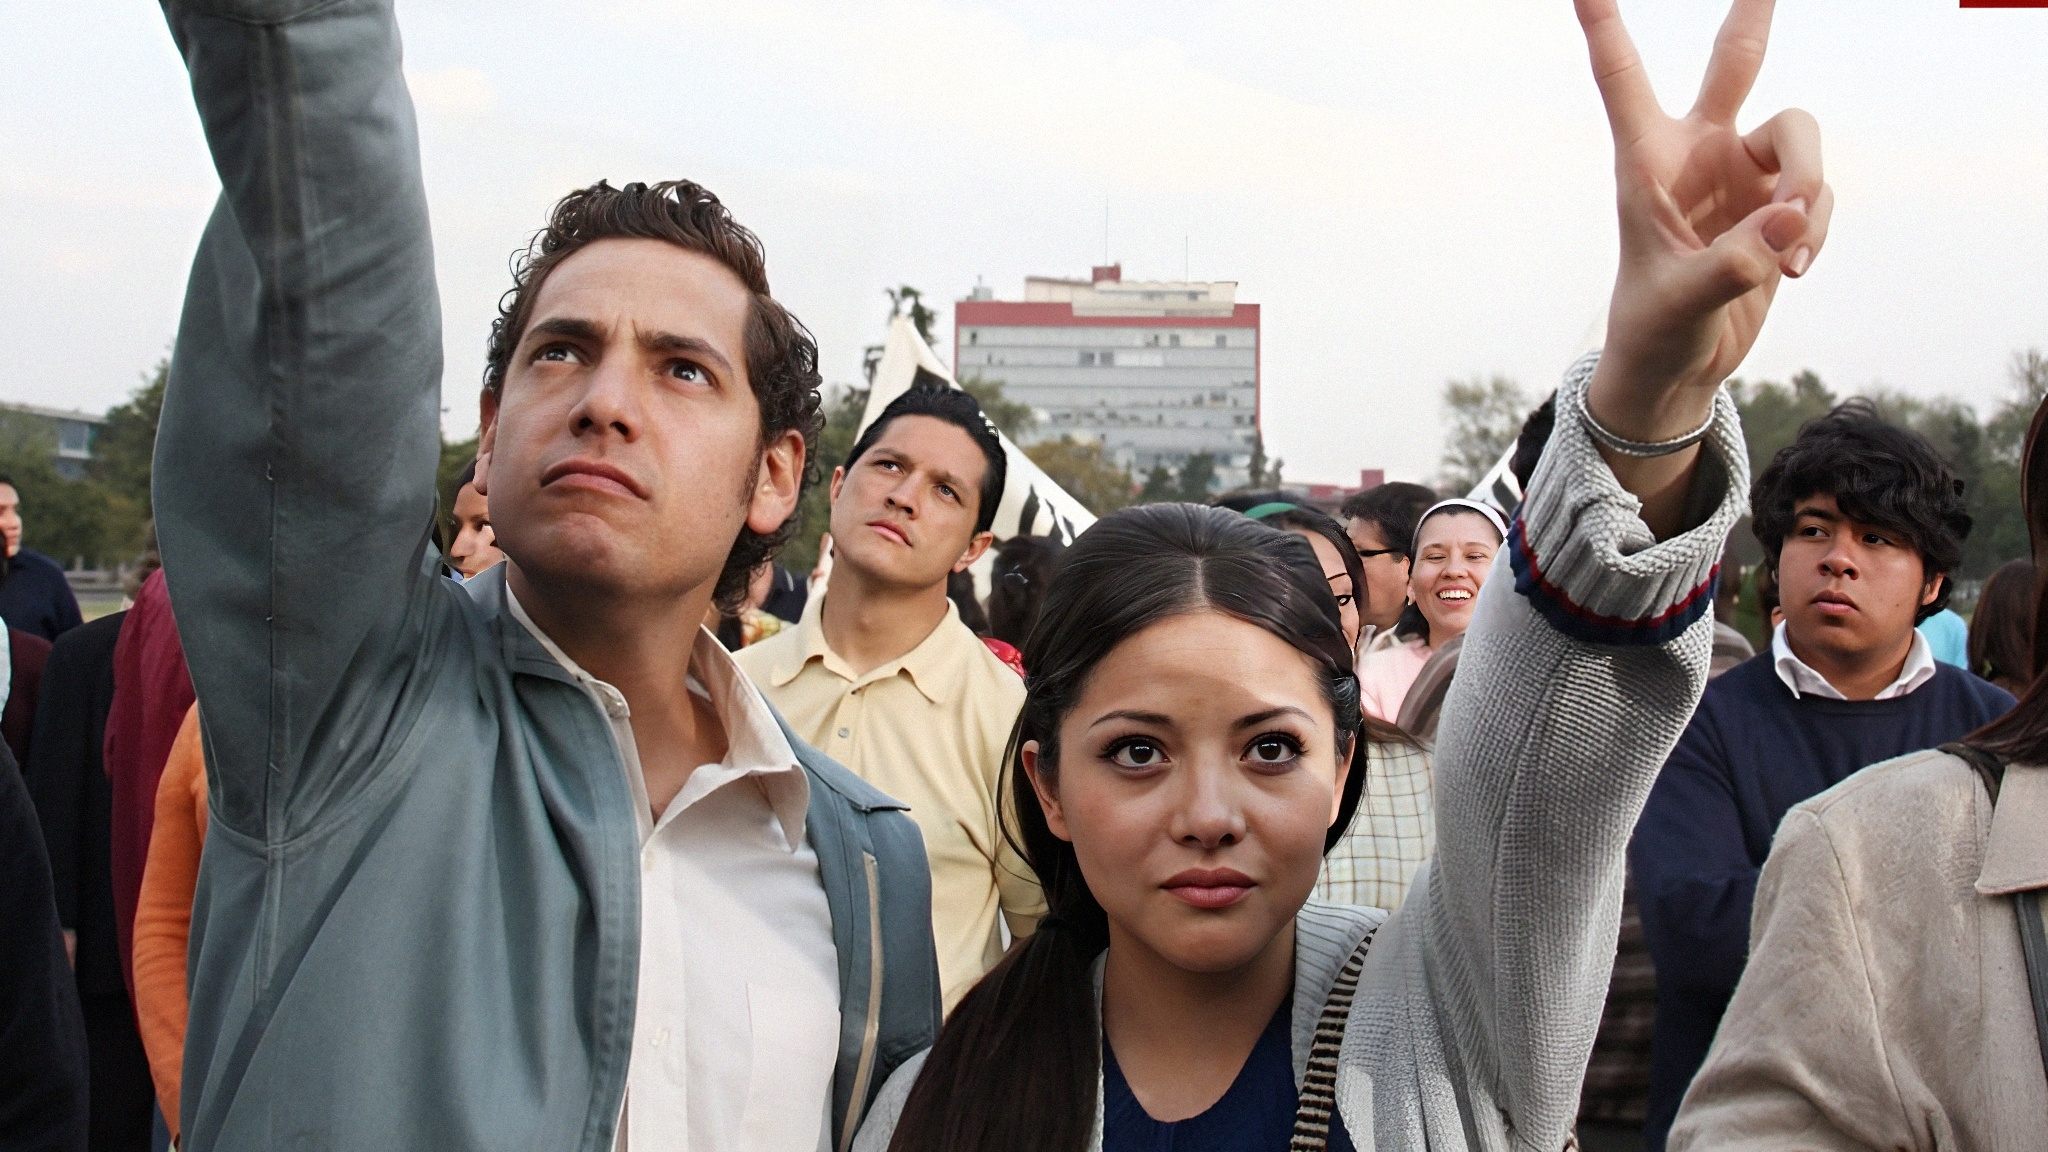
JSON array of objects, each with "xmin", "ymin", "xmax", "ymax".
[{"xmin": 738, "ymin": 385, "xmax": 1043, "ymax": 1010}]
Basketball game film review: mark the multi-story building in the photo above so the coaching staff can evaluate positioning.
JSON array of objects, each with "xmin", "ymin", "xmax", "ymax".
[
  {"xmin": 953, "ymin": 266, "xmax": 1260, "ymax": 489},
  {"xmin": 0, "ymin": 401, "xmax": 104, "ymax": 480}
]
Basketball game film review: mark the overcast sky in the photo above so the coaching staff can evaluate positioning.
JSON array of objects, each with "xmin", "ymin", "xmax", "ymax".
[{"xmin": 5, "ymin": 0, "xmax": 2045, "ymax": 485}]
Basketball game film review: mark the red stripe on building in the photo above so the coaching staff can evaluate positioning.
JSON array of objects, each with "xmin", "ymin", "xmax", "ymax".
[{"xmin": 954, "ymin": 300, "xmax": 1262, "ymax": 329}]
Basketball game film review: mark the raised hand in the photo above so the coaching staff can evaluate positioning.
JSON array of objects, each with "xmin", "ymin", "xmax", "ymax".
[{"xmin": 1576, "ymin": 0, "xmax": 1830, "ymax": 529}]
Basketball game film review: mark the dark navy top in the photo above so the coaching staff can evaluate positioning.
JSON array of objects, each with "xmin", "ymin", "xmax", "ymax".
[
  {"xmin": 1630, "ymin": 653, "xmax": 2014, "ymax": 1149},
  {"xmin": 0, "ymin": 549, "xmax": 82, "ymax": 642},
  {"xmin": 1103, "ymin": 992, "xmax": 1354, "ymax": 1152}
]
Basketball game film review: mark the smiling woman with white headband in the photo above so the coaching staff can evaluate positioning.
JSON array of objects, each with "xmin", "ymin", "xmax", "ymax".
[{"xmin": 1356, "ymin": 499, "xmax": 1508, "ymax": 723}]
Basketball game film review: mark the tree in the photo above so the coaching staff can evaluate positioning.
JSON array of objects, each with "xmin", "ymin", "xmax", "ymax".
[
  {"xmin": 1137, "ymin": 463, "xmax": 1178, "ymax": 504},
  {"xmin": 1728, "ymin": 369, "xmax": 1838, "ymax": 484},
  {"xmin": 1174, "ymin": 452, "xmax": 1218, "ymax": 503},
  {"xmin": 781, "ymin": 385, "xmax": 871, "ymax": 574},
  {"xmin": 1024, "ymin": 437, "xmax": 1135, "ymax": 516},
  {"xmin": 435, "ymin": 435, "xmax": 481, "ymax": 545},
  {"xmin": 1987, "ymin": 348, "xmax": 2048, "ymax": 467},
  {"xmin": 1247, "ymin": 432, "xmax": 1283, "ymax": 489},
  {"xmin": 958, "ymin": 375, "xmax": 1037, "ymax": 441},
  {"xmin": 862, "ymin": 284, "xmax": 945, "ymax": 384},
  {"xmin": 1437, "ymin": 375, "xmax": 1529, "ymax": 492},
  {"xmin": 1968, "ymin": 348, "xmax": 2048, "ymax": 579},
  {"xmin": 88, "ymin": 358, "xmax": 168, "ymax": 535},
  {"xmin": 0, "ymin": 413, "xmax": 122, "ymax": 568},
  {"xmin": 886, "ymin": 285, "xmax": 941, "ymax": 347}
]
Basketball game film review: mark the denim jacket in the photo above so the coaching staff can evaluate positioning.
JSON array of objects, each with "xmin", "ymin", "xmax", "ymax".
[{"xmin": 152, "ymin": 1, "xmax": 939, "ymax": 1147}]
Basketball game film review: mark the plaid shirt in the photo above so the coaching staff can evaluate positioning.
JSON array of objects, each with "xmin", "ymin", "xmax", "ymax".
[{"xmin": 1317, "ymin": 740, "xmax": 1436, "ymax": 913}]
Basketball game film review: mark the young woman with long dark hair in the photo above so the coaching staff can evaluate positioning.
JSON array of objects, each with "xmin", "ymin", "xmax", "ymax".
[
  {"xmin": 857, "ymin": 339, "xmax": 1751, "ymax": 1152},
  {"xmin": 849, "ymin": 0, "xmax": 1825, "ymax": 1143}
]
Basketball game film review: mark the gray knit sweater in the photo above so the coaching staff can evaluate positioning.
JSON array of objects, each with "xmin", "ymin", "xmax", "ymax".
[{"xmin": 855, "ymin": 356, "xmax": 1748, "ymax": 1151}]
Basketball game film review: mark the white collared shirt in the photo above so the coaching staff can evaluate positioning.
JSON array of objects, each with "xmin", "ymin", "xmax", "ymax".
[
  {"xmin": 1770, "ymin": 621, "xmax": 1939, "ymax": 701},
  {"xmin": 507, "ymin": 591, "xmax": 840, "ymax": 1152}
]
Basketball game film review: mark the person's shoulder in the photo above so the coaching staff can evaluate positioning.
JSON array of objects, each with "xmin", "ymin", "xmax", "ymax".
[
  {"xmin": 1710, "ymin": 649, "xmax": 1776, "ymax": 689},
  {"xmin": 957, "ymin": 626, "xmax": 1026, "ymax": 698},
  {"xmin": 1781, "ymin": 747, "xmax": 1983, "ymax": 876},
  {"xmin": 1927, "ymin": 661, "xmax": 2017, "ymax": 713},
  {"xmin": 10, "ymin": 549, "xmax": 66, "ymax": 580},
  {"xmin": 1359, "ymin": 637, "xmax": 1427, "ymax": 674},
  {"xmin": 9, "ymin": 627, "xmax": 51, "ymax": 668},
  {"xmin": 731, "ymin": 622, "xmax": 804, "ymax": 677},
  {"xmin": 1689, "ymin": 650, "xmax": 1783, "ymax": 719},
  {"xmin": 1367, "ymin": 737, "xmax": 1432, "ymax": 770},
  {"xmin": 1300, "ymin": 899, "xmax": 1388, "ymax": 940},
  {"xmin": 1797, "ymin": 746, "xmax": 1974, "ymax": 825},
  {"xmin": 46, "ymin": 610, "xmax": 124, "ymax": 671}
]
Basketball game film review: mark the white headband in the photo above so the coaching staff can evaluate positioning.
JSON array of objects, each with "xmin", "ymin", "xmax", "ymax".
[{"xmin": 1416, "ymin": 498, "xmax": 1509, "ymax": 543}]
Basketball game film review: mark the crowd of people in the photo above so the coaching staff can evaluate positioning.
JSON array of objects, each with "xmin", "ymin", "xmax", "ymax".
[{"xmin": 3, "ymin": 0, "xmax": 2044, "ymax": 1150}]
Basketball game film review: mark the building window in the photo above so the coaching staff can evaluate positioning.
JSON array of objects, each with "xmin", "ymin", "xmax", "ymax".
[
  {"xmin": 968, "ymin": 331, "xmax": 978, "ymax": 345},
  {"xmin": 1080, "ymin": 351, "xmax": 1116, "ymax": 367},
  {"xmin": 1214, "ymin": 335, "xmax": 1227, "ymax": 347},
  {"xmin": 57, "ymin": 422, "xmax": 92, "ymax": 458},
  {"xmin": 1169, "ymin": 334, "xmax": 1181, "ymax": 347}
]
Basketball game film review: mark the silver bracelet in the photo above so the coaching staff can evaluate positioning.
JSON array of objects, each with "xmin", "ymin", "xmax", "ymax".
[{"xmin": 1573, "ymin": 382, "xmax": 1717, "ymax": 458}]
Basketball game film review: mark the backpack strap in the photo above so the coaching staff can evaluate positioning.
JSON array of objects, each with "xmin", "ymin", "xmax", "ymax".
[
  {"xmin": 2018, "ymin": 890, "xmax": 2048, "ymax": 1096},
  {"xmin": 1940, "ymin": 742, "xmax": 2048, "ymax": 1094},
  {"xmin": 1290, "ymin": 929, "xmax": 1376, "ymax": 1151}
]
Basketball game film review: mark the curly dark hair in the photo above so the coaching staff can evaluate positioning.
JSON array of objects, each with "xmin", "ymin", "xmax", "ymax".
[
  {"xmin": 1749, "ymin": 400, "xmax": 1970, "ymax": 622},
  {"xmin": 483, "ymin": 180, "xmax": 824, "ymax": 611}
]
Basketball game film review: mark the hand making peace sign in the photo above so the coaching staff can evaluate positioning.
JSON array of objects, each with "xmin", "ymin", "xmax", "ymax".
[{"xmin": 1575, "ymin": 0, "xmax": 1830, "ymax": 531}]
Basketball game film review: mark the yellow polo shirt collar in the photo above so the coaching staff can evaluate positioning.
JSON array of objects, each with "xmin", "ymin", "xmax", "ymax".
[{"xmin": 769, "ymin": 590, "xmax": 969, "ymax": 707}]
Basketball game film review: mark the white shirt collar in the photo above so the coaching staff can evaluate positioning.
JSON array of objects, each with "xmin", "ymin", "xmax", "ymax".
[
  {"xmin": 504, "ymin": 585, "xmax": 811, "ymax": 850},
  {"xmin": 1770, "ymin": 621, "xmax": 1938, "ymax": 702}
]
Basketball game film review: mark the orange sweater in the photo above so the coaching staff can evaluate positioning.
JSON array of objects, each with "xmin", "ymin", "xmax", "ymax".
[{"xmin": 132, "ymin": 704, "xmax": 206, "ymax": 1138}]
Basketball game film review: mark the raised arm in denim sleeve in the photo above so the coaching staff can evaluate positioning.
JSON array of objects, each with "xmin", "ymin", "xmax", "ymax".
[
  {"xmin": 1342, "ymin": 354, "xmax": 1748, "ymax": 1149},
  {"xmin": 153, "ymin": 0, "xmax": 442, "ymax": 840}
]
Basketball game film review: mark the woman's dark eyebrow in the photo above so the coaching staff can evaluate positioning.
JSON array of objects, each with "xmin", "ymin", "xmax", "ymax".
[
  {"xmin": 1087, "ymin": 709, "xmax": 1175, "ymax": 731},
  {"xmin": 1235, "ymin": 706, "xmax": 1314, "ymax": 730}
]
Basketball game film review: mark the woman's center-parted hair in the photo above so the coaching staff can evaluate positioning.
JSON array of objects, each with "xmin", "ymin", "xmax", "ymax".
[{"xmin": 482, "ymin": 179, "xmax": 825, "ymax": 612}]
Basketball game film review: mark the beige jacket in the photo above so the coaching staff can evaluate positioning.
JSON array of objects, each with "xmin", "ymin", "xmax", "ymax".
[{"xmin": 1673, "ymin": 748, "xmax": 2048, "ymax": 1151}]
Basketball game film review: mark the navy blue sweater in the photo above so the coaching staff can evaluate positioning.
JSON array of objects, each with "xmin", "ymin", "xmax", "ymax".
[
  {"xmin": 1629, "ymin": 652, "xmax": 2012, "ymax": 1149},
  {"xmin": 0, "ymin": 550, "xmax": 82, "ymax": 643}
]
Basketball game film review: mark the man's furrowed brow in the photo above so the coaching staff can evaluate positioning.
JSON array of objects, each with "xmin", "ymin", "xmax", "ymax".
[
  {"xmin": 525, "ymin": 316, "xmax": 604, "ymax": 345},
  {"xmin": 1793, "ymin": 502, "xmax": 1841, "ymax": 522},
  {"xmin": 641, "ymin": 329, "xmax": 735, "ymax": 377}
]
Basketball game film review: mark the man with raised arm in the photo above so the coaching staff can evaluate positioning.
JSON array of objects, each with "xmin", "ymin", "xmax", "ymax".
[{"xmin": 152, "ymin": 2, "xmax": 937, "ymax": 1150}]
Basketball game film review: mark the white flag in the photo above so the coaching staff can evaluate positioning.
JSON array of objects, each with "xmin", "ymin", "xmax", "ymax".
[{"xmin": 859, "ymin": 315, "xmax": 1099, "ymax": 545}]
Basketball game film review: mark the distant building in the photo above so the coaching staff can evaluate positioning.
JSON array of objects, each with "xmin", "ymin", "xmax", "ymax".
[
  {"xmin": 0, "ymin": 401, "xmax": 104, "ymax": 480},
  {"xmin": 954, "ymin": 266, "xmax": 1260, "ymax": 490},
  {"xmin": 1294, "ymin": 470, "xmax": 1388, "ymax": 510}
]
